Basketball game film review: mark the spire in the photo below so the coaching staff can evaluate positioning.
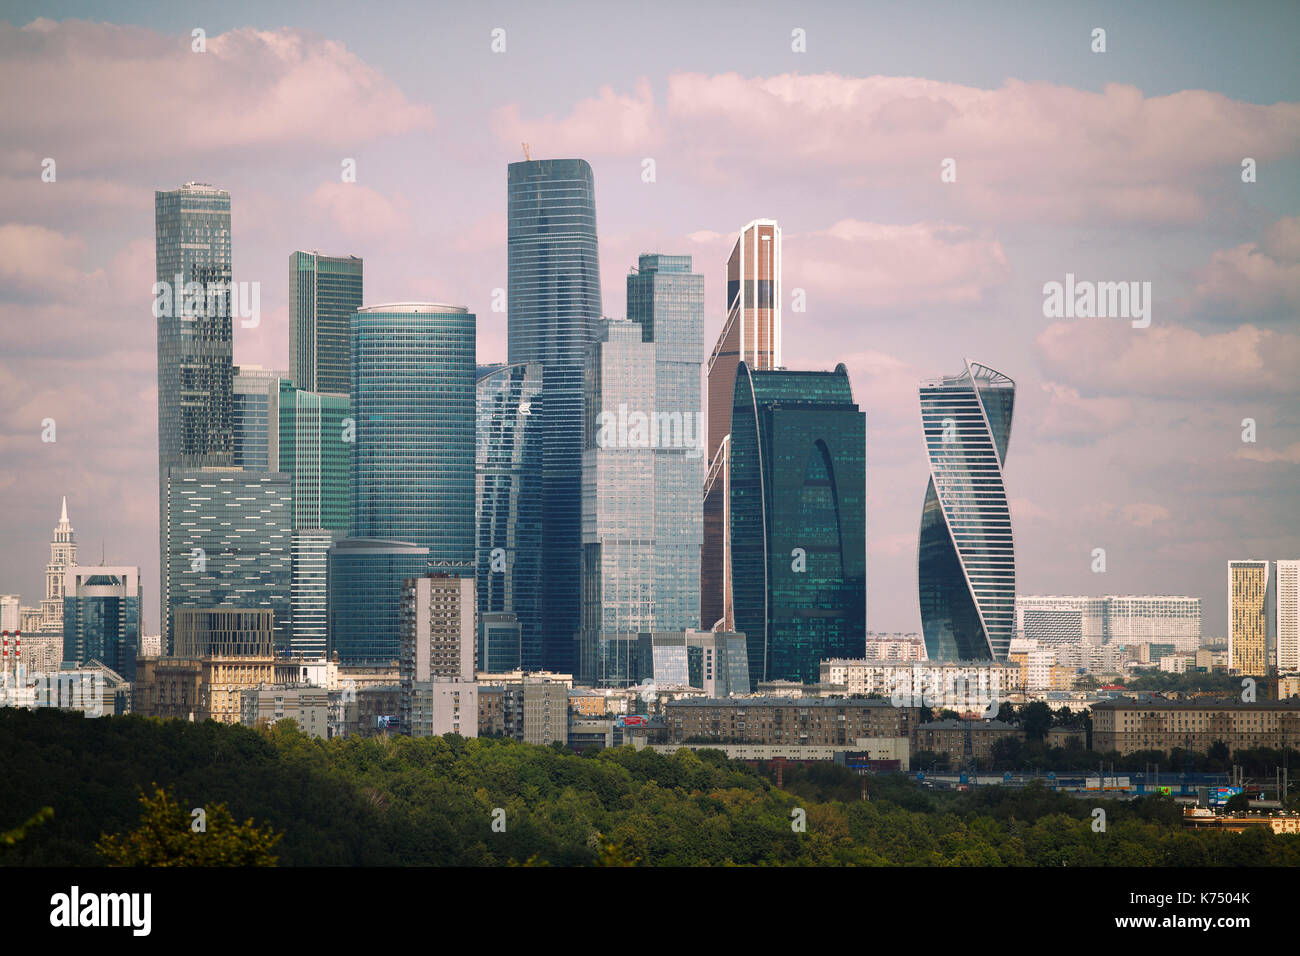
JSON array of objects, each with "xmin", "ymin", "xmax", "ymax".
[{"xmin": 60, "ymin": 495, "xmax": 68, "ymax": 523}]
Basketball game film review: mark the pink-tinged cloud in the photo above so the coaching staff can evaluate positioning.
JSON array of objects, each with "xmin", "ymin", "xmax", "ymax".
[
  {"xmin": 500, "ymin": 72, "xmax": 1300, "ymax": 225},
  {"xmin": 306, "ymin": 182, "xmax": 414, "ymax": 241},
  {"xmin": 493, "ymin": 78, "xmax": 659, "ymax": 157},
  {"xmin": 789, "ymin": 220, "xmax": 1008, "ymax": 309},
  {"xmin": 1035, "ymin": 320, "xmax": 1300, "ymax": 399},
  {"xmin": 0, "ymin": 20, "xmax": 434, "ymax": 169},
  {"xmin": 1234, "ymin": 442, "xmax": 1300, "ymax": 464},
  {"xmin": 1190, "ymin": 216, "xmax": 1300, "ymax": 323},
  {"xmin": 1031, "ymin": 382, "xmax": 1133, "ymax": 444},
  {"xmin": 1085, "ymin": 501, "xmax": 1174, "ymax": 530},
  {"xmin": 0, "ymin": 223, "xmax": 94, "ymax": 294}
]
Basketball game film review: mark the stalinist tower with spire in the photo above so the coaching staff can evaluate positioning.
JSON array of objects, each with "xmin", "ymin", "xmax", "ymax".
[{"xmin": 41, "ymin": 497, "xmax": 77, "ymax": 632}]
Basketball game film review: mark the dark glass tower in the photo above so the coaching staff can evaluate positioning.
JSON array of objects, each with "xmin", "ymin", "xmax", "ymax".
[
  {"xmin": 507, "ymin": 159, "xmax": 603, "ymax": 672},
  {"xmin": 290, "ymin": 251, "xmax": 363, "ymax": 397},
  {"xmin": 155, "ymin": 183, "xmax": 233, "ymax": 649},
  {"xmin": 476, "ymin": 363, "xmax": 544, "ymax": 671},
  {"xmin": 917, "ymin": 360, "xmax": 1016, "ymax": 661},
  {"xmin": 729, "ymin": 363, "xmax": 866, "ymax": 686},
  {"xmin": 350, "ymin": 303, "xmax": 476, "ymax": 572}
]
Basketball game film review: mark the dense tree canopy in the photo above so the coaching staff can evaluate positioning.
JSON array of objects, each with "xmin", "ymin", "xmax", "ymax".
[{"xmin": 1, "ymin": 710, "xmax": 1297, "ymax": 866}]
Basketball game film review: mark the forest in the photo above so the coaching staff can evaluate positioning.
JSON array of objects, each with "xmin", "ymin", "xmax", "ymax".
[{"xmin": 2, "ymin": 708, "xmax": 1298, "ymax": 866}]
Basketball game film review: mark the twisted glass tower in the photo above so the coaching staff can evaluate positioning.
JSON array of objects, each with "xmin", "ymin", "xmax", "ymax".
[
  {"xmin": 918, "ymin": 360, "xmax": 1016, "ymax": 662},
  {"xmin": 507, "ymin": 158, "xmax": 602, "ymax": 672}
]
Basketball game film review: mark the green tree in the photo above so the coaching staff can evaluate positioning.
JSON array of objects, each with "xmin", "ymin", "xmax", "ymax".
[
  {"xmin": 1022, "ymin": 701, "xmax": 1052, "ymax": 743},
  {"xmin": 1, "ymin": 806, "xmax": 53, "ymax": 849},
  {"xmin": 97, "ymin": 785, "xmax": 282, "ymax": 866}
]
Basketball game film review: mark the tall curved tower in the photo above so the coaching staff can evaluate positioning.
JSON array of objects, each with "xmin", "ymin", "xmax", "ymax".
[{"xmin": 918, "ymin": 360, "xmax": 1015, "ymax": 661}]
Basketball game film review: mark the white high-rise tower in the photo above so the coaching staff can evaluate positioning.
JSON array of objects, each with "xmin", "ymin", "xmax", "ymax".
[{"xmin": 41, "ymin": 496, "xmax": 77, "ymax": 631}]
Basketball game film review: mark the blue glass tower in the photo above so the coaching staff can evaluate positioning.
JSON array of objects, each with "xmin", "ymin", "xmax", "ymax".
[
  {"xmin": 508, "ymin": 159, "xmax": 603, "ymax": 672},
  {"xmin": 327, "ymin": 537, "xmax": 429, "ymax": 665},
  {"xmin": 62, "ymin": 567, "xmax": 142, "ymax": 680},
  {"xmin": 350, "ymin": 303, "xmax": 476, "ymax": 573},
  {"xmin": 476, "ymin": 363, "xmax": 544, "ymax": 671},
  {"xmin": 917, "ymin": 360, "xmax": 1016, "ymax": 661},
  {"xmin": 729, "ymin": 363, "xmax": 867, "ymax": 686}
]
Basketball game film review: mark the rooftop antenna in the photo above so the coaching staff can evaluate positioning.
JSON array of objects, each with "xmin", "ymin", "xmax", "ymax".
[{"xmin": 522, "ymin": 142, "xmax": 531, "ymax": 161}]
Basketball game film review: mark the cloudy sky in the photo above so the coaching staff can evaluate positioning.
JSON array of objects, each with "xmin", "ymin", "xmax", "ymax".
[{"xmin": 1, "ymin": 0, "xmax": 1297, "ymax": 637}]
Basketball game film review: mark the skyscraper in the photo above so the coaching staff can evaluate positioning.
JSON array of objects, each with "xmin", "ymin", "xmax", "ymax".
[
  {"xmin": 1277, "ymin": 560, "xmax": 1300, "ymax": 674},
  {"xmin": 1229, "ymin": 559, "xmax": 1274, "ymax": 676},
  {"xmin": 350, "ymin": 303, "xmax": 476, "ymax": 572},
  {"xmin": 62, "ymin": 566, "xmax": 142, "ymax": 680},
  {"xmin": 476, "ymin": 363, "xmax": 543, "ymax": 670},
  {"xmin": 508, "ymin": 158, "xmax": 603, "ymax": 672},
  {"xmin": 729, "ymin": 363, "xmax": 866, "ymax": 686},
  {"xmin": 703, "ymin": 219, "xmax": 781, "ymax": 631},
  {"xmin": 918, "ymin": 361, "xmax": 1016, "ymax": 662},
  {"xmin": 580, "ymin": 319, "xmax": 657, "ymax": 686},
  {"xmin": 155, "ymin": 183, "xmax": 234, "ymax": 634},
  {"xmin": 232, "ymin": 366, "xmax": 288, "ymax": 471},
  {"xmin": 165, "ymin": 469, "xmax": 291, "ymax": 652},
  {"xmin": 627, "ymin": 254, "xmax": 705, "ymax": 633},
  {"xmin": 290, "ymin": 251, "xmax": 363, "ymax": 397},
  {"xmin": 327, "ymin": 537, "xmax": 428, "ymax": 665},
  {"xmin": 278, "ymin": 381, "xmax": 351, "ymax": 535},
  {"xmin": 41, "ymin": 497, "xmax": 77, "ymax": 632},
  {"xmin": 399, "ymin": 574, "xmax": 478, "ymax": 738}
]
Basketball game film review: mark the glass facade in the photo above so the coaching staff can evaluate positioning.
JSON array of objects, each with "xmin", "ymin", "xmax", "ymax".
[
  {"xmin": 507, "ymin": 159, "xmax": 603, "ymax": 673},
  {"xmin": 232, "ymin": 366, "xmax": 287, "ymax": 471},
  {"xmin": 918, "ymin": 361, "xmax": 1016, "ymax": 662},
  {"xmin": 476, "ymin": 363, "xmax": 543, "ymax": 670},
  {"xmin": 480, "ymin": 612, "xmax": 523, "ymax": 674},
  {"xmin": 730, "ymin": 363, "xmax": 866, "ymax": 686},
  {"xmin": 327, "ymin": 538, "xmax": 429, "ymax": 666},
  {"xmin": 351, "ymin": 303, "xmax": 476, "ymax": 573},
  {"xmin": 290, "ymin": 530, "xmax": 333, "ymax": 659},
  {"xmin": 62, "ymin": 567, "xmax": 142, "ymax": 681},
  {"xmin": 278, "ymin": 381, "xmax": 351, "ymax": 535},
  {"xmin": 290, "ymin": 251, "xmax": 363, "ymax": 396},
  {"xmin": 164, "ymin": 469, "xmax": 292, "ymax": 653},
  {"xmin": 703, "ymin": 220, "xmax": 781, "ymax": 631},
  {"xmin": 627, "ymin": 254, "xmax": 704, "ymax": 634},
  {"xmin": 155, "ymin": 183, "xmax": 234, "ymax": 639}
]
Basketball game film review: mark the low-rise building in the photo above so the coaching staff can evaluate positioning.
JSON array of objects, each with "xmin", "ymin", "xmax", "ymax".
[
  {"xmin": 665, "ymin": 697, "xmax": 921, "ymax": 746},
  {"xmin": 915, "ymin": 718, "xmax": 1025, "ymax": 768},
  {"xmin": 1092, "ymin": 699, "xmax": 1300, "ymax": 755}
]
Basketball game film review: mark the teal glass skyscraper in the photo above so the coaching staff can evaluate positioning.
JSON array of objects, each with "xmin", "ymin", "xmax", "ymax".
[
  {"xmin": 155, "ymin": 183, "xmax": 233, "ymax": 641},
  {"xmin": 290, "ymin": 251, "xmax": 363, "ymax": 396},
  {"xmin": 63, "ymin": 566, "xmax": 142, "ymax": 680},
  {"xmin": 327, "ymin": 537, "xmax": 429, "ymax": 665},
  {"xmin": 278, "ymin": 381, "xmax": 351, "ymax": 535},
  {"xmin": 232, "ymin": 366, "xmax": 287, "ymax": 471},
  {"xmin": 350, "ymin": 303, "xmax": 476, "ymax": 572},
  {"xmin": 508, "ymin": 158, "xmax": 602, "ymax": 672},
  {"xmin": 918, "ymin": 360, "xmax": 1016, "ymax": 661},
  {"xmin": 729, "ymin": 363, "xmax": 866, "ymax": 686},
  {"xmin": 476, "ymin": 363, "xmax": 544, "ymax": 670}
]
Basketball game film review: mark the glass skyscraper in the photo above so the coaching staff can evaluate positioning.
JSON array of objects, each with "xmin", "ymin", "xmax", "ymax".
[
  {"xmin": 627, "ymin": 254, "xmax": 705, "ymax": 634},
  {"xmin": 918, "ymin": 360, "xmax": 1016, "ymax": 662},
  {"xmin": 327, "ymin": 537, "xmax": 429, "ymax": 665},
  {"xmin": 350, "ymin": 303, "xmax": 476, "ymax": 572},
  {"xmin": 62, "ymin": 566, "xmax": 142, "ymax": 680},
  {"xmin": 476, "ymin": 363, "xmax": 543, "ymax": 670},
  {"xmin": 164, "ymin": 469, "xmax": 292, "ymax": 652},
  {"xmin": 290, "ymin": 251, "xmax": 363, "ymax": 397},
  {"xmin": 232, "ymin": 366, "xmax": 287, "ymax": 471},
  {"xmin": 703, "ymin": 219, "xmax": 781, "ymax": 631},
  {"xmin": 730, "ymin": 363, "xmax": 866, "ymax": 686},
  {"xmin": 278, "ymin": 381, "xmax": 351, "ymax": 535},
  {"xmin": 507, "ymin": 158, "xmax": 603, "ymax": 672},
  {"xmin": 155, "ymin": 183, "xmax": 234, "ymax": 637}
]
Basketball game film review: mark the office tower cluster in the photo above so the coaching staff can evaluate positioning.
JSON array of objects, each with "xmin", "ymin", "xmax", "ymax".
[{"xmin": 1229, "ymin": 559, "xmax": 1300, "ymax": 677}]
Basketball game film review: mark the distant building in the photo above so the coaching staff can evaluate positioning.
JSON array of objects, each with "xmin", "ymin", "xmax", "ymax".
[
  {"xmin": 915, "ymin": 719, "xmax": 1024, "ymax": 768},
  {"xmin": 134, "ymin": 655, "xmax": 275, "ymax": 723},
  {"xmin": 173, "ymin": 607, "xmax": 274, "ymax": 658},
  {"xmin": 819, "ymin": 659, "xmax": 1016, "ymax": 710},
  {"xmin": 649, "ymin": 630, "xmax": 750, "ymax": 697},
  {"xmin": 665, "ymin": 697, "xmax": 920, "ymax": 746},
  {"xmin": 479, "ymin": 612, "xmax": 522, "ymax": 674},
  {"xmin": 240, "ymin": 684, "xmax": 330, "ymax": 738},
  {"xmin": 1277, "ymin": 560, "xmax": 1300, "ymax": 674},
  {"xmin": 278, "ymin": 382, "xmax": 351, "ymax": 535},
  {"xmin": 62, "ymin": 566, "xmax": 142, "ymax": 680},
  {"xmin": 42, "ymin": 497, "xmax": 77, "ymax": 632},
  {"xmin": 399, "ymin": 574, "xmax": 477, "ymax": 737},
  {"xmin": 1091, "ymin": 699, "xmax": 1300, "ymax": 755},
  {"xmin": 1229, "ymin": 560, "xmax": 1274, "ymax": 676}
]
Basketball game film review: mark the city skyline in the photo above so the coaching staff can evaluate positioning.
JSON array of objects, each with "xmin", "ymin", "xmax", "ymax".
[{"xmin": 2, "ymin": 4, "xmax": 1298, "ymax": 639}]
